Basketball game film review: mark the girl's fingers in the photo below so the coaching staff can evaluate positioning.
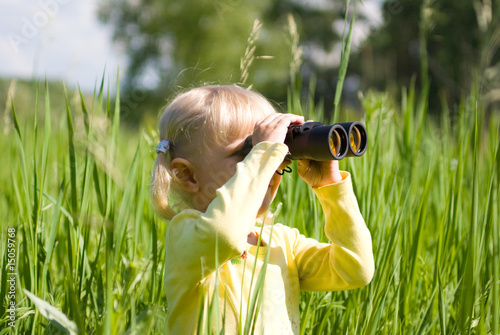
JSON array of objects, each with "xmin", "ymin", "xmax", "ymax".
[
  {"xmin": 257, "ymin": 113, "xmax": 303, "ymax": 129},
  {"xmin": 252, "ymin": 114, "xmax": 304, "ymax": 145},
  {"xmin": 297, "ymin": 159, "xmax": 342, "ymax": 187}
]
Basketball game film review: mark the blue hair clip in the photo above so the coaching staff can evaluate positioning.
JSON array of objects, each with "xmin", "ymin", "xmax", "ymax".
[{"xmin": 156, "ymin": 140, "xmax": 171, "ymax": 154}]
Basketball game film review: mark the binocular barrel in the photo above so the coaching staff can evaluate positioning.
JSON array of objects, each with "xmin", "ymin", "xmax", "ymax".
[{"xmin": 285, "ymin": 121, "xmax": 368, "ymax": 161}]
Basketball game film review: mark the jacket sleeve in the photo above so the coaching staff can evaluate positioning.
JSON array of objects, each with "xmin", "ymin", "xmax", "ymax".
[
  {"xmin": 166, "ymin": 142, "xmax": 288, "ymax": 283},
  {"xmin": 292, "ymin": 172, "xmax": 374, "ymax": 291}
]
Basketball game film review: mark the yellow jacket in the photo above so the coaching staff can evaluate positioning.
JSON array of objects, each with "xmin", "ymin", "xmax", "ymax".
[{"xmin": 164, "ymin": 142, "xmax": 374, "ymax": 334}]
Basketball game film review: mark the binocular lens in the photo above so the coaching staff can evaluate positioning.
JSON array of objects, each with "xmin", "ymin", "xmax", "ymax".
[
  {"xmin": 350, "ymin": 126, "xmax": 361, "ymax": 153},
  {"xmin": 329, "ymin": 129, "xmax": 342, "ymax": 156},
  {"xmin": 339, "ymin": 122, "xmax": 368, "ymax": 157}
]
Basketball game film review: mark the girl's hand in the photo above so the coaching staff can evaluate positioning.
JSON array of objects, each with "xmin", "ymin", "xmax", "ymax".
[
  {"xmin": 297, "ymin": 159, "xmax": 343, "ymax": 188},
  {"xmin": 252, "ymin": 114, "xmax": 304, "ymax": 146}
]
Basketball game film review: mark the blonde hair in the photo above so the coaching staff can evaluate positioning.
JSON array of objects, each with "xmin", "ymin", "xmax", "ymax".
[{"xmin": 151, "ymin": 85, "xmax": 277, "ymax": 220}]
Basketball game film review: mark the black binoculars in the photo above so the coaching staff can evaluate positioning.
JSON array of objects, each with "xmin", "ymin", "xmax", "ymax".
[
  {"xmin": 241, "ymin": 121, "xmax": 367, "ymax": 161},
  {"xmin": 285, "ymin": 121, "xmax": 367, "ymax": 161}
]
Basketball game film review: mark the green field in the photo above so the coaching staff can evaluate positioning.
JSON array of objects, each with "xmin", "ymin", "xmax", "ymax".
[
  {"xmin": 1, "ymin": 8, "xmax": 499, "ymax": 333},
  {"xmin": 0, "ymin": 70, "xmax": 498, "ymax": 334}
]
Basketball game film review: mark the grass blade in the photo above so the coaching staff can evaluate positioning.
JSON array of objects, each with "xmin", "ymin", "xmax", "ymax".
[
  {"xmin": 333, "ymin": 0, "xmax": 356, "ymax": 120},
  {"xmin": 24, "ymin": 289, "xmax": 78, "ymax": 335}
]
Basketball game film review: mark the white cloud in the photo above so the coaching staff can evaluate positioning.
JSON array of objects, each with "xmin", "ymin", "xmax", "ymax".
[{"xmin": 0, "ymin": 0, "xmax": 126, "ymax": 92}]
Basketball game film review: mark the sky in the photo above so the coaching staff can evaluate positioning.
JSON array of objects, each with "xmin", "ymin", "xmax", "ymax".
[
  {"xmin": 1, "ymin": 0, "xmax": 382, "ymax": 93},
  {"xmin": 1, "ymin": 0, "xmax": 126, "ymax": 92}
]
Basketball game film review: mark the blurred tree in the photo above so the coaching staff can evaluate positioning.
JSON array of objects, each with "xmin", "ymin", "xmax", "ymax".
[
  {"xmin": 98, "ymin": 0, "xmax": 292, "ymax": 122},
  {"xmin": 98, "ymin": 0, "xmax": 379, "ymax": 123},
  {"xmin": 99, "ymin": 0, "xmax": 279, "ymax": 85},
  {"xmin": 99, "ymin": 0, "xmax": 498, "ymax": 123},
  {"xmin": 352, "ymin": 0, "xmax": 500, "ymax": 112}
]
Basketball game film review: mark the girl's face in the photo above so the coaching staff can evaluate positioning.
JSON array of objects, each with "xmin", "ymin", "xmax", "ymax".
[{"xmin": 190, "ymin": 126, "xmax": 289, "ymax": 216}]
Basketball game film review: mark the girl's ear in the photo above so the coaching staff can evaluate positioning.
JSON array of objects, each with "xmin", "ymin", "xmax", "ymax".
[{"xmin": 170, "ymin": 158, "xmax": 200, "ymax": 193}]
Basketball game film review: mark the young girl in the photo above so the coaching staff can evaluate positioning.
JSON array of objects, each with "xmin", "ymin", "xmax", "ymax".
[{"xmin": 151, "ymin": 85, "xmax": 374, "ymax": 334}]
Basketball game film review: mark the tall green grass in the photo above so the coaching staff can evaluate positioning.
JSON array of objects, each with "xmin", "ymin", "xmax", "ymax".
[
  {"xmin": 1, "ymin": 71, "xmax": 499, "ymax": 335},
  {"xmin": 275, "ymin": 81, "xmax": 499, "ymax": 333},
  {"xmin": 1, "ymin": 78, "xmax": 166, "ymax": 334},
  {"xmin": 1, "ymin": 5, "xmax": 499, "ymax": 335},
  {"xmin": 3, "ymin": 76, "xmax": 497, "ymax": 334},
  {"xmin": 277, "ymin": 3, "xmax": 499, "ymax": 334}
]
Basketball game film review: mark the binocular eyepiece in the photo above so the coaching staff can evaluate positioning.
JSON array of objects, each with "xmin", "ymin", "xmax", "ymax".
[{"xmin": 285, "ymin": 121, "xmax": 368, "ymax": 161}]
